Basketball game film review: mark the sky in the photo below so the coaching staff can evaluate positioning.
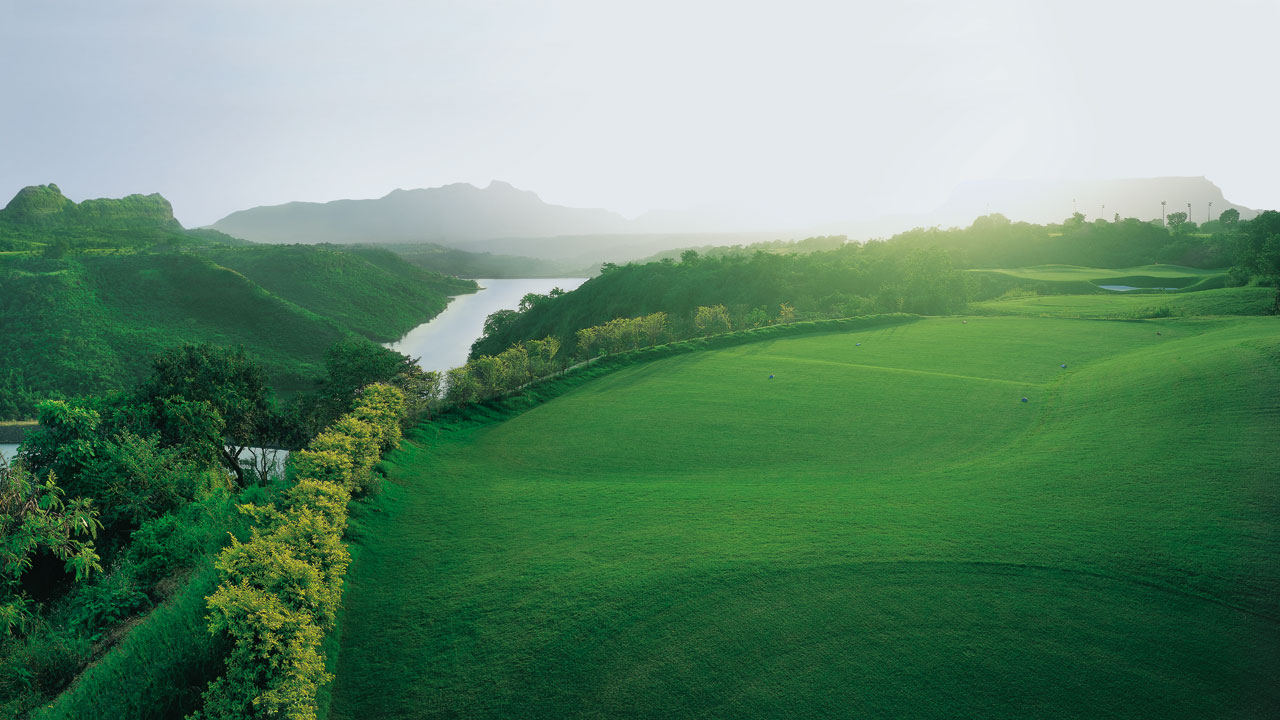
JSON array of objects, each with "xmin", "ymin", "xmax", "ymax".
[{"xmin": 1, "ymin": 0, "xmax": 1277, "ymax": 228}]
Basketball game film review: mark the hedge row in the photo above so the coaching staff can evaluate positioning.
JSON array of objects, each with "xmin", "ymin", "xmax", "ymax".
[
  {"xmin": 434, "ymin": 313, "xmax": 921, "ymax": 430},
  {"xmin": 191, "ymin": 384, "xmax": 404, "ymax": 720}
]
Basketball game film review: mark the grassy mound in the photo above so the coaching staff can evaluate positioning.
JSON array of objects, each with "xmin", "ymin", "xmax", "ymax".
[{"xmin": 329, "ymin": 316, "xmax": 1280, "ymax": 719}]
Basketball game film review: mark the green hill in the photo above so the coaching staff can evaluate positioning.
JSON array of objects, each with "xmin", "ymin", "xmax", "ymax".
[
  {"xmin": 0, "ymin": 183, "xmax": 247, "ymax": 252},
  {"xmin": 0, "ymin": 184, "xmax": 476, "ymax": 417},
  {"xmin": 201, "ymin": 244, "xmax": 472, "ymax": 341},
  {"xmin": 331, "ymin": 313, "xmax": 1279, "ymax": 719},
  {"xmin": 0, "ymin": 248, "xmax": 473, "ymax": 412}
]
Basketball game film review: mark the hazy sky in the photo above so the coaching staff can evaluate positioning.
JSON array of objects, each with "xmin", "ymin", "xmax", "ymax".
[{"xmin": 2, "ymin": 0, "xmax": 1277, "ymax": 228}]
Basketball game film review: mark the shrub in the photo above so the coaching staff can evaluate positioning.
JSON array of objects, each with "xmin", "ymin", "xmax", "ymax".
[{"xmin": 191, "ymin": 383, "xmax": 401, "ymax": 719}]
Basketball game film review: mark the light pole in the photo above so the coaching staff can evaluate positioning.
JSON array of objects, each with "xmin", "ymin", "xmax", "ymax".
[
  {"xmin": 1207, "ymin": 201, "xmax": 1213, "ymax": 223},
  {"xmin": 1101, "ymin": 204, "xmax": 1106, "ymax": 221},
  {"xmin": 1161, "ymin": 200, "xmax": 1167, "ymax": 226}
]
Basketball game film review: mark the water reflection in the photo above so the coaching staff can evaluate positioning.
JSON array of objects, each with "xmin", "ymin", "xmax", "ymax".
[{"xmin": 386, "ymin": 278, "xmax": 587, "ymax": 375}]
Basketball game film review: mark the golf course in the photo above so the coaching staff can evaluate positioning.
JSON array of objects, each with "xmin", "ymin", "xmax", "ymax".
[{"xmin": 328, "ymin": 298, "xmax": 1280, "ymax": 719}]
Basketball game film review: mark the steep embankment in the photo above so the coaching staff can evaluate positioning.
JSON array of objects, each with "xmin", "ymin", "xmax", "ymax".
[{"xmin": 332, "ymin": 315, "xmax": 1280, "ymax": 719}]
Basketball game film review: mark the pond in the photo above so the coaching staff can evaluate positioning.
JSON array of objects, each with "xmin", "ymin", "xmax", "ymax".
[
  {"xmin": 386, "ymin": 278, "xmax": 588, "ymax": 375},
  {"xmin": 1097, "ymin": 285, "xmax": 1180, "ymax": 292}
]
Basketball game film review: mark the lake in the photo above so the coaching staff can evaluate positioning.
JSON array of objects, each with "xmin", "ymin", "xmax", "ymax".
[
  {"xmin": 0, "ymin": 279, "xmax": 585, "ymax": 466},
  {"xmin": 1097, "ymin": 285, "xmax": 1179, "ymax": 292},
  {"xmin": 386, "ymin": 278, "xmax": 588, "ymax": 375}
]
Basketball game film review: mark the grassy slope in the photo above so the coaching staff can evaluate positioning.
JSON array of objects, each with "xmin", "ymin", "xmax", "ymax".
[
  {"xmin": 204, "ymin": 245, "xmax": 475, "ymax": 342},
  {"xmin": 971, "ymin": 285, "xmax": 1275, "ymax": 319},
  {"xmin": 330, "ymin": 315, "xmax": 1279, "ymax": 719},
  {"xmin": 965, "ymin": 264, "xmax": 1230, "ymax": 297},
  {"xmin": 31, "ymin": 565, "xmax": 228, "ymax": 720},
  {"xmin": 0, "ymin": 247, "xmax": 475, "ymax": 400},
  {"xmin": 971, "ymin": 264, "xmax": 1222, "ymax": 282}
]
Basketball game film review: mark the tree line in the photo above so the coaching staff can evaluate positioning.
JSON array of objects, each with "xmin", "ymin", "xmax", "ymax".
[{"xmin": 471, "ymin": 209, "xmax": 1278, "ymax": 357}]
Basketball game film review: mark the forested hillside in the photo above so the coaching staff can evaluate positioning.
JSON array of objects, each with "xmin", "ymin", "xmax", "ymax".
[{"xmin": 0, "ymin": 185, "xmax": 475, "ymax": 419}]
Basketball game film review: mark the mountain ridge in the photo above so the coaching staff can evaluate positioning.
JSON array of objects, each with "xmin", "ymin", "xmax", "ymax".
[
  {"xmin": 1, "ymin": 183, "xmax": 179, "ymax": 228},
  {"xmin": 210, "ymin": 176, "xmax": 1263, "ymax": 252},
  {"xmin": 211, "ymin": 180, "xmax": 630, "ymax": 244}
]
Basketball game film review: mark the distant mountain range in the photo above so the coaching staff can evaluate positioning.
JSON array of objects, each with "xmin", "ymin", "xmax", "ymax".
[
  {"xmin": 211, "ymin": 181, "xmax": 631, "ymax": 244},
  {"xmin": 819, "ymin": 176, "xmax": 1259, "ymax": 239},
  {"xmin": 209, "ymin": 175, "xmax": 1259, "ymax": 249}
]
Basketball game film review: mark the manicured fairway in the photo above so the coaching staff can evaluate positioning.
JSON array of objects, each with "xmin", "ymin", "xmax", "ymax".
[
  {"xmin": 972, "ymin": 285, "xmax": 1276, "ymax": 318},
  {"xmin": 331, "ymin": 316, "xmax": 1280, "ymax": 719},
  {"xmin": 971, "ymin": 263, "xmax": 1222, "ymax": 282}
]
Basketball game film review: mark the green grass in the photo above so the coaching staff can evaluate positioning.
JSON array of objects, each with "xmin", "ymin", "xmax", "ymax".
[
  {"xmin": 30, "ymin": 565, "xmax": 229, "ymax": 720},
  {"xmin": 970, "ymin": 264, "xmax": 1223, "ymax": 282},
  {"xmin": 330, "ymin": 315, "xmax": 1280, "ymax": 719},
  {"xmin": 966, "ymin": 264, "xmax": 1229, "ymax": 298},
  {"xmin": 0, "ymin": 246, "xmax": 475, "ymax": 410},
  {"xmin": 972, "ymin": 286, "xmax": 1275, "ymax": 318}
]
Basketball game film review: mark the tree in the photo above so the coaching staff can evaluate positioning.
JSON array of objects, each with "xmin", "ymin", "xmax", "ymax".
[
  {"xmin": 1219, "ymin": 208, "xmax": 1240, "ymax": 227},
  {"xmin": 444, "ymin": 367, "xmax": 479, "ymax": 404},
  {"xmin": 395, "ymin": 366, "xmax": 442, "ymax": 421},
  {"xmin": 316, "ymin": 341, "xmax": 415, "ymax": 415},
  {"xmin": 1, "ymin": 458, "xmax": 102, "ymax": 635},
  {"xmin": 18, "ymin": 399, "xmax": 108, "ymax": 500},
  {"xmin": 694, "ymin": 305, "xmax": 732, "ymax": 335},
  {"xmin": 139, "ymin": 344, "xmax": 275, "ymax": 487},
  {"xmin": 638, "ymin": 312, "xmax": 668, "ymax": 345},
  {"xmin": 777, "ymin": 303, "xmax": 796, "ymax": 324},
  {"xmin": 1166, "ymin": 211, "xmax": 1188, "ymax": 235},
  {"xmin": 1235, "ymin": 210, "xmax": 1280, "ymax": 312},
  {"xmin": 576, "ymin": 326, "xmax": 600, "ymax": 360},
  {"xmin": 84, "ymin": 431, "xmax": 214, "ymax": 529}
]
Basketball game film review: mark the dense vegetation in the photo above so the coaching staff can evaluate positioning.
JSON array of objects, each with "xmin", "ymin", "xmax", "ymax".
[
  {"xmin": 471, "ymin": 244, "xmax": 966, "ymax": 357},
  {"xmin": 0, "ymin": 184, "xmax": 474, "ymax": 420},
  {"xmin": 471, "ymin": 210, "xmax": 1278, "ymax": 357},
  {"xmin": 1, "ymin": 341, "xmax": 422, "ymax": 718},
  {"xmin": 193, "ymin": 385, "xmax": 403, "ymax": 720},
  {"xmin": 1, "ymin": 345, "xmax": 283, "ymax": 717},
  {"xmin": 332, "ymin": 313, "xmax": 1280, "ymax": 719},
  {"xmin": 0, "ymin": 184, "xmax": 242, "ymax": 254}
]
